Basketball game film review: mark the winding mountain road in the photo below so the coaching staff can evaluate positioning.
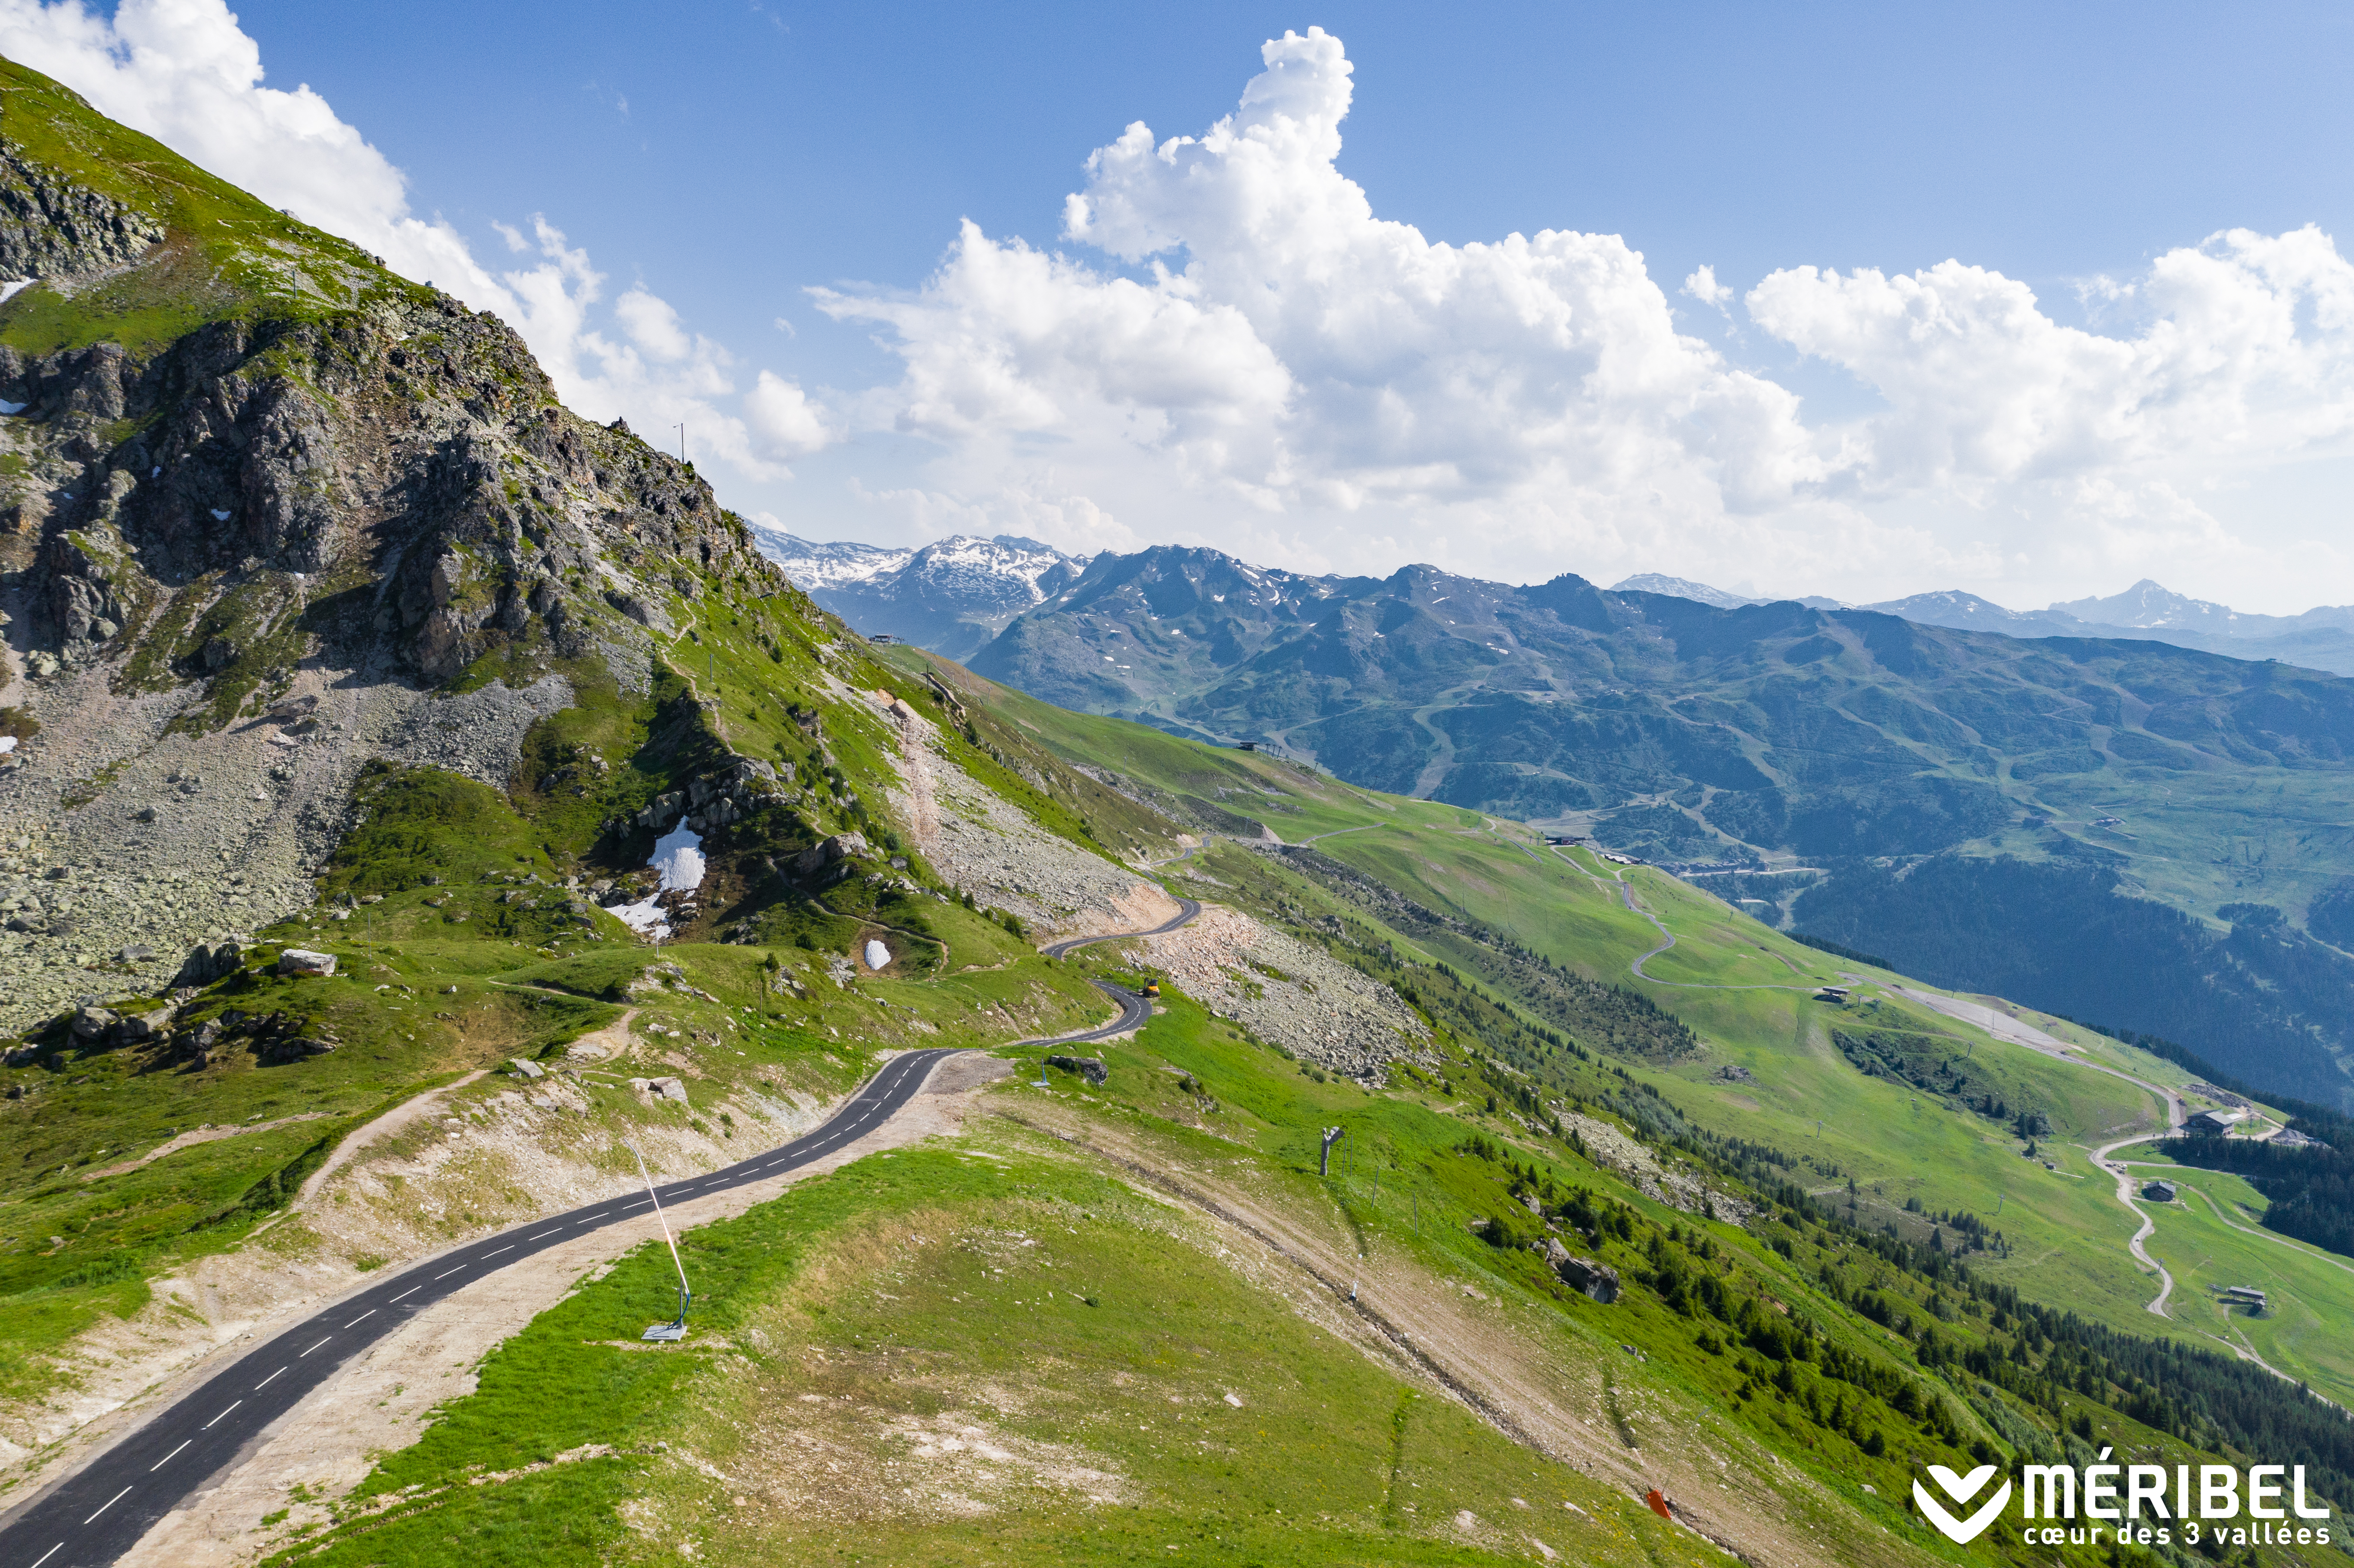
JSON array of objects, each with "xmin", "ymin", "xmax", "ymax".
[
  {"xmin": 1552, "ymin": 844, "xmax": 2206, "ymax": 1317},
  {"xmin": 1551, "ymin": 846, "xmax": 1829, "ymax": 992},
  {"xmin": 2095, "ymin": 1136, "xmax": 2180, "ymax": 1318},
  {"xmin": 1040, "ymin": 897, "xmax": 1201, "ymax": 960},
  {"xmin": 0, "ymin": 902, "xmax": 1202, "ymax": 1568},
  {"xmin": 1031, "ymin": 898, "xmax": 1200, "ymax": 1045}
]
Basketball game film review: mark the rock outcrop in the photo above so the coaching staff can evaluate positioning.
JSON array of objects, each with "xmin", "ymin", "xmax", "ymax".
[
  {"xmin": 0, "ymin": 136, "xmax": 164, "ymax": 278},
  {"xmin": 0, "ymin": 74, "xmax": 816, "ymax": 1031}
]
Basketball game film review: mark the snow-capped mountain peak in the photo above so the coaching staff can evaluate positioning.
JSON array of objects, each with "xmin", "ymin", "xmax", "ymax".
[
  {"xmin": 750, "ymin": 527, "xmax": 912, "ymax": 591},
  {"xmin": 749, "ymin": 531, "xmax": 1093, "ymax": 660},
  {"xmin": 2047, "ymin": 579, "xmax": 2239, "ymax": 629},
  {"xmin": 901, "ymin": 534, "xmax": 1088, "ymax": 606},
  {"xmin": 1612, "ymin": 573, "xmax": 1758, "ymax": 609},
  {"xmin": 1862, "ymin": 589, "xmax": 2041, "ymax": 625}
]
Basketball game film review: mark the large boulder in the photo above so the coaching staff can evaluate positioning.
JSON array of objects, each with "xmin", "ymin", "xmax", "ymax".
[
  {"xmin": 257, "ymin": 1034, "xmax": 335, "ymax": 1064},
  {"xmin": 108, "ymin": 1007, "xmax": 171, "ymax": 1045},
  {"xmin": 1557, "ymin": 1254, "xmax": 1621, "ymax": 1304},
  {"xmin": 1045, "ymin": 1054, "xmax": 1108, "ymax": 1086},
  {"xmin": 277, "ymin": 948, "xmax": 336, "ymax": 977},
  {"xmin": 173, "ymin": 939, "xmax": 243, "ymax": 989}
]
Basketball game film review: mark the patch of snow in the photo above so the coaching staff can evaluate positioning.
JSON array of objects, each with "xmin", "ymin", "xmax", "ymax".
[
  {"xmin": 210, "ymin": 509, "xmax": 231, "ymax": 522},
  {"xmin": 0, "ymin": 279, "xmax": 31, "ymax": 305},
  {"xmin": 863, "ymin": 939, "xmax": 891, "ymax": 970},
  {"xmin": 602, "ymin": 823, "xmax": 704, "ymax": 938},
  {"xmin": 752, "ymin": 528, "xmax": 914, "ymax": 590},
  {"xmin": 0, "ymin": 736, "xmax": 15, "ymax": 754},
  {"xmin": 0, "ymin": 401, "xmax": 22, "ymax": 415},
  {"xmin": 651, "ymin": 824, "xmax": 705, "ymax": 892}
]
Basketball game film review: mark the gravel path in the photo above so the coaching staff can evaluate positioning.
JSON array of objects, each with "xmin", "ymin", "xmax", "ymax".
[{"xmin": 871, "ymin": 692, "xmax": 1164, "ymax": 939}]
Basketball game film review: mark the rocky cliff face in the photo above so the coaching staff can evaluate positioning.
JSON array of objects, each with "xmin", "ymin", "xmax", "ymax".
[
  {"xmin": 0, "ymin": 90, "xmax": 795, "ymax": 1030},
  {"xmin": 0, "ymin": 137, "xmax": 163, "ymax": 280}
]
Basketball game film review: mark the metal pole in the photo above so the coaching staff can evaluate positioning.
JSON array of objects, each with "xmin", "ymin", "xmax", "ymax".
[{"xmin": 627, "ymin": 1143, "xmax": 692, "ymax": 1336}]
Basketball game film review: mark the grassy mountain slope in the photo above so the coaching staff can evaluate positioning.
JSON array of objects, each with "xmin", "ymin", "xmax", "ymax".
[
  {"xmin": 240, "ymin": 837, "xmax": 2354, "ymax": 1568},
  {"xmin": 0, "ymin": 60, "xmax": 2348, "ymax": 1567},
  {"xmin": 933, "ymin": 648, "xmax": 2354, "ymax": 1397},
  {"xmin": 0, "ymin": 59, "xmax": 411, "ymax": 356},
  {"xmin": 8, "ymin": 583, "xmax": 2351, "ymax": 1567},
  {"xmin": 964, "ymin": 547, "xmax": 2354, "ymax": 1108}
]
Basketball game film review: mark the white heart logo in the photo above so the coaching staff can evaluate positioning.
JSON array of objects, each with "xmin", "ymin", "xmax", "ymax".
[{"xmin": 1912, "ymin": 1464, "xmax": 2012, "ymax": 1544}]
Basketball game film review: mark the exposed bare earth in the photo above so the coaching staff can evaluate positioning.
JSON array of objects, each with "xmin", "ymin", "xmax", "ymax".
[
  {"xmin": 0, "ymin": 657, "xmax": 585, "ymax": 1035},
  {"xmin": 77, "ymin": 1113, "xmax": 334, "ymax": 1185},
  {"xmin": 1138, "ymin": 903, "xmax": 1432, "ymax": 1079},
  {"xmin": 869, "ymin": 691, "xmax": 1163, "ymax": 939},
  {"xmin": 1554, "ymin": 1111, "xmax": 1756, "ymax": 1226},
  {"xmin": 293, "ymin": 1069, "xmax": 490, "ymax": 1209}
]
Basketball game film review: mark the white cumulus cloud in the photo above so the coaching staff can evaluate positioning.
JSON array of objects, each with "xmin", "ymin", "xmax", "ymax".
[
  {"xmin": 814, "ymin": 26, "xmax": 1830, "ymax": 575},
  {"xmin": 807, "ymin": 27, "xmax": 2354, "ymax": 606},
  {"xmin": 1682, "ymin": 264, "xmax": 1732, "ymax": 311},
  {"xmin": 16, "ymin": 4, "xmax": 2354, "ymax": 607},
  {"xmin": 0, "ymin": 0, "xmax": 834, "ymax": 482},
  {"xmin": 1748, "ymin": 227, "xmax": 2354, "ymax": 493}
]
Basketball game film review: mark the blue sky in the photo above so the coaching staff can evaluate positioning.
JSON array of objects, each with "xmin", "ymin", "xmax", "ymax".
[
  {"xmin": 230, "ymin": 2, "xmax": 2354, "ymax": 388},
  {"xmin": 9, "ymin": 0, "xmax": 2354, "ymax": 608}
]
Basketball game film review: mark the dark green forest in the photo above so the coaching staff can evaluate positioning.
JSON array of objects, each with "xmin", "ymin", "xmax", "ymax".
[{"xmin": 1794, "ymin": 856, "xmax": 2354, "ymax": 1108}]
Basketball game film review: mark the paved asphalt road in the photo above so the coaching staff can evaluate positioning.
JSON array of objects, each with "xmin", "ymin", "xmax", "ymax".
[
  {"xmin": 0, "ymin": 1044, "xmax": 968, "ymax": 1568},
  {"xmin": 1041, "ymin": 898, "xmax": 1200, "ymax": 960},
  {"xmin": 1034, "ymin": 899, "xmax": 1198, "ymax": 1047},
  {"xmin": 1, "ymin": 901, "xmax": 1202, "ymax": 1568}
]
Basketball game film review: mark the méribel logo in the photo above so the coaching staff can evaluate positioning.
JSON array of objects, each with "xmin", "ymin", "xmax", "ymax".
[{"xmin": 1914, "ymin": 1464, "xmax": 2015, "ymax": 1544}]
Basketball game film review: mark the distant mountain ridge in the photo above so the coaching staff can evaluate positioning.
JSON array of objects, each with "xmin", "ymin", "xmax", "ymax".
[
  {"xmin": 1611, "ymin": 573, "xmax": 1846, "ymax": 613},
  {"xmin": 754, "ymin": 529, "xmax": 1092, "ymax": 660},
  {"xmin": 1607, "ymin": 573, "xmax": 2354, "ymax": 675},
  {"xmin": 746, "ymin": 532, "xmax": 2354, "ymax": 1103}
]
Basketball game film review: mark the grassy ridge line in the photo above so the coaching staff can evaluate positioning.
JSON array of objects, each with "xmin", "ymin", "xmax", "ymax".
[{"xmin": 0, "ymin": 58, "xmax": 429, "ymax": 356}]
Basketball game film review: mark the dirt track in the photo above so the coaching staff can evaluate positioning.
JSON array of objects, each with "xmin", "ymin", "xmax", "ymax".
[{"xmin": 990, "ymin": 1101, "xmax": 1938, "ymax": 1568}]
